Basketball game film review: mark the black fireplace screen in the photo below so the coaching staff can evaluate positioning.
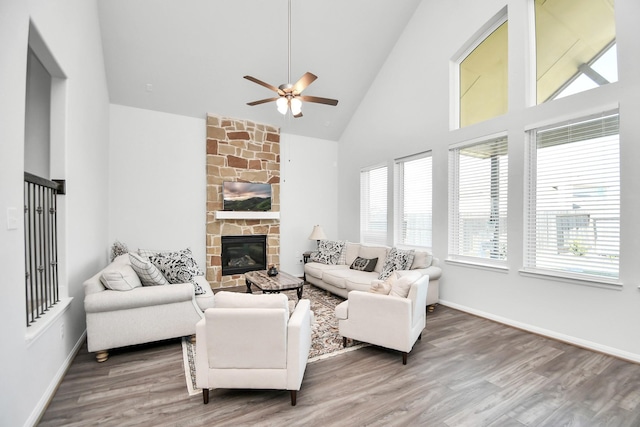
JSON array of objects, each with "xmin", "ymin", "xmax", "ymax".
[{"xmin": 221, "ymin": 235, "xmax": 267, "ymax": 276}]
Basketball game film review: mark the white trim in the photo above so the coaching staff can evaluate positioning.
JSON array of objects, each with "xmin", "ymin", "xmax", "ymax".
[
  {"xmin": 25, "ymin": 297, "xmax": 73, "ymax": 346},
  {"xmin": 445, "ymin": 257, "xmax": 509, "ymax": 273},
  {"xmin": 518, "ymin": 268, "xmax": 623, "ymax": 290},
  {"xmin": 215, "ymin": 211, "xmax": 280, "ymax": 220},
  {"xmin": 449, "ymin": 131, "xmax": 508, "ymax": 150},
  {"xmin": 26, "ymin": 330, "xmax": 86, "ymax": 427},
  {"xmin": 524, "ymin": 103, "xmax": 619, "ymax": 132},
  {"xmin": 439, "ymin": 300, "xmax": 640, "ymax": 364}
]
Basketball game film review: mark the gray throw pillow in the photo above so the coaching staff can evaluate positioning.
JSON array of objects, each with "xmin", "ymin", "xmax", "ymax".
[{"xmin": 350, "ymin": 256, "xmax": 378, "ymax": 272}]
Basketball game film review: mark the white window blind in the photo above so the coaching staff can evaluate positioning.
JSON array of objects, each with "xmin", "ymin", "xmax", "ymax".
[
  {"xmin": 360, "ymin": 166, "xmax": 387, "ymax": 245},
  {"xmin": 449, "ymin": 136, "xmax": 508, "ymax": 261},
  {"xmin": 525, "ymin": 112, "xmax": 620, "ymax": 280},
  {"xmin": 395, "ymin": 153, "xmax": 432, "ymax": 247}
]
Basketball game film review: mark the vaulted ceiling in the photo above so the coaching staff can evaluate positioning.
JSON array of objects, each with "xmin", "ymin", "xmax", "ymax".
[{"xmin": 97, "ymin": 0, "xmax": 422, "ymax": 141}]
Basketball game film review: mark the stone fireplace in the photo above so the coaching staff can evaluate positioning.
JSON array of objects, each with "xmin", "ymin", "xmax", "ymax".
[{"xmin": 205, "ymin": 114, "xmax": 280, "ymax": 289}]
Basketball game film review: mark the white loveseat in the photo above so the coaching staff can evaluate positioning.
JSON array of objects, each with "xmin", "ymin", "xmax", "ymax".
[
  {"xmin": 83, "ymin": 253, "xmax": 214, "ymax": 362},
  {"xmin": 304, "ymin": 242, "xmax": 441, "ymax": 309}
]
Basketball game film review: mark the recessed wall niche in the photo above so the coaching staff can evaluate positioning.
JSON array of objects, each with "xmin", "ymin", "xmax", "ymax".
[{"xmin": 205, "ymin": 114, "xmax": 280, "ymax": 289}]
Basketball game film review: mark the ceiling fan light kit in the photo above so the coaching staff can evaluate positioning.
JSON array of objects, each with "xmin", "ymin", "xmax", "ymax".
[{"xmin": 244, "ymin": 0, "xmax": 338, "ymax": 118}]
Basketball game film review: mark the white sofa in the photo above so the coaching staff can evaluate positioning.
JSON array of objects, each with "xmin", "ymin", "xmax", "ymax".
[
  {"xmin": 83, "ymin": 253, "xmax": 214, "ymax": 362},
  {"xmin": 304, "ymin": 242, "xmax": 441, "ymax": 309}
]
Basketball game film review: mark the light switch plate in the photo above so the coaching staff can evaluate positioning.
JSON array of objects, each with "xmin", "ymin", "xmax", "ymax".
[{"xmin": 7, "ymin": 207, "xmax": 18, "ymax": 230}]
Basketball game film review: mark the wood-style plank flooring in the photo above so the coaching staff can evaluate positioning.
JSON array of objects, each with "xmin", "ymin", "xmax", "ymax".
[{"xmin": 38, "ymin": 305, "xmax": 640, "ymax": 426}]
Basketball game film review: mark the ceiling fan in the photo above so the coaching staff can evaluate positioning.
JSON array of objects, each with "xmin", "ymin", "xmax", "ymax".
[{"xmin": 244, "ymin": 0, "xmax": 338, "ymax": 118}]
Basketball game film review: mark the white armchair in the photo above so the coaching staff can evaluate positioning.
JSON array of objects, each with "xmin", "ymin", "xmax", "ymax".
[
  {"xmin": 334, "ymin": 274, "xmax": 429, "ymax": 365},
  {"xmin": 195, "ymin": 291, "xmax": 312, "ymax": 406}
]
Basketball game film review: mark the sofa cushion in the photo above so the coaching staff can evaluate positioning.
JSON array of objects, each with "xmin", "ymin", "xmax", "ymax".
[
  {"xmin": 344, "ymin": 271, "xmax": 380, "ymax": 291},
  {"xmin": 129, "ymin": 252, "xmax": 170, "ymax": 286},
  {"xmin": 411, "ymin": 251, "xmax": 433, "ymax": 269},
  {"xmin": 304, "ymin": 262, "xmax": 347, "ymax": 280},
  {"xmin": 322, "ymin": 267, "xmax": 367, "ymax": 289},
  {"xmin": 343, "ymin": 242, "xmax": 361, "ymax": 265},
  {"xmin": 357, "ymin": 245, "xmax": 390, "ymax": 273},
  {"xmin": 100, "ymin": 264, "xmax": 143, "ymax": 291},
  {"xmin": 214, "ymin": 291, "xmax": 289, "ymax": 316},
  {"xmin": 310, "ymin": 240, "xmax": 346, "ymax": 265},
  {"xmin": 350, "ymin": 256, "xmax": 378, "ymax": 272},
  {"xmin": 379, "ymin": 248, "xmax": 415, "ymax": 280}
]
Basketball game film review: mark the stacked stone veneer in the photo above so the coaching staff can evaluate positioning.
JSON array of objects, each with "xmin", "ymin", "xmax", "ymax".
[{"xmin": 206, "ymin": 114, "xmax": 280, "ymax": 289}]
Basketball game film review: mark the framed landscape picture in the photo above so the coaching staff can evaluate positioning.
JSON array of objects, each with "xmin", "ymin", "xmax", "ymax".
[{"xmin": 222, "ymin": 181, "xmax": 272, "ymax": 211}]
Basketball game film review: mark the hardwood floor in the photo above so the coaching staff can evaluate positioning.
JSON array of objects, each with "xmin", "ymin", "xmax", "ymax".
[{"xmin": 38, "ymin": 305, "xmax": 640, "ymax": 426}]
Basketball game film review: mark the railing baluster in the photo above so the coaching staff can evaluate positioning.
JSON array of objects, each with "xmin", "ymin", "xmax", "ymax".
[{"xmin": 23, "ymin": 172, "xmax": 64, "ymax": 326}]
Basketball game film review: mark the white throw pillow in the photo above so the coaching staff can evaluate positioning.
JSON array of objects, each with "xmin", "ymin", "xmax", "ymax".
[
  {"xmin": 369, "ymin": 280, "xmax": 391, "ymax": 295},
  {"xmin": 129, "ymin": 252, "xmax": 170, "ymax": 286},
  {"xmin": 100, "ymin": 264, "xmax": 142, "ymax": 291},
  {"xmin": 411, "ymin": 251, "xmax": 433, "ymax": 269},
  {"xmin": 389, "ymin": 270, "xmax": 421, "ymax": 298}
]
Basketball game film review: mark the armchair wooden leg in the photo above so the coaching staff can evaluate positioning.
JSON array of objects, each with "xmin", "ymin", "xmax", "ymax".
[
  {"xmin": 203, "ymin": 389, "xmax": 209, "ymax": 404},
  {"xmin": 95, "ymin": 350, "xmax": 109, "ymax": 363},
  {"xmin": 402, "ymin": 352, "xmax": 408, "ymax": 365},
  {"xmin": 342, "ymin": 337, "xmax": 347, "ymax": 348},
  {"xmin": 290, "ymin": 390, "xmax": 297, "ymax": 406},
  {"xmin": 190, "ymin": 334, "xmax": 196, "ymax": 344}
]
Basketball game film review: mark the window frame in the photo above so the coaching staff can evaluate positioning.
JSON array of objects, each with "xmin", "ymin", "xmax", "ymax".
[
  {"xmin": 394, "ymin": 152, "xmax": 433, "ymax": 250},
  {"xmin": 451, "ymin": 8, "xmax": 508, "ymax": 130},
  {"xmin": 448, "ymin": 133, "xmax": 509, "ymax": 268},
  {"xmin": 522, "ymin": 109, "xmax": 621, "ymax": 286},
  {"xmin": 360, "ymin": 164, "xmax": 388, "ymax": 246}
]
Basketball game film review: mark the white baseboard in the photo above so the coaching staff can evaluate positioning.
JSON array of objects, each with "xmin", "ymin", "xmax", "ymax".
[
  {"xmin": 438, "ymin": 300, "xmax": 640, "ymax": 364},
  {"xmin": 25, "ymin": 330, "xmax": 87, "ymax": 427}
]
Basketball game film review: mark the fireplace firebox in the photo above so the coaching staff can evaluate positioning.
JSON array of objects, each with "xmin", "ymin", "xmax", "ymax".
[{"xmin": 221, "ymin": 235, "xmax": 267, "ymax": 276}]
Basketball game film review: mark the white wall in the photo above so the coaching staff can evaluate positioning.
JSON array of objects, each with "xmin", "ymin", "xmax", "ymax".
[
  {"xmin": 108, "ymin": 105, "xmax": 207, "ymax": 265},
  {"xmin": 0, "ymin": 0, "xmax": 110, "ymax": 426},
  {"xmin": 107, "ymin": 106, "xmax": 339, "ymax": 279},
  {"xmin": 280, "ymin": 133, "xmax": 339, "ymax": 277},
  {"xmin": 339, "ymin": 0, "xmax": 640, "ymax": 361}
]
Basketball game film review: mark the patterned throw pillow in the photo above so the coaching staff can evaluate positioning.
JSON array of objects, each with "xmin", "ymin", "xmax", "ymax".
[
  {"xmin": 378, "ymin": 248, "xmax": 415, "ymax": 280},
  {"xmin": 129, "ymin": 252, "xmax": 170, "ymax": 286},
  {"xmin": 139, "ymin": 248, "xmax": 204, "ymax": 276},
  {"xmin": 350, "ymin": 256, "xmax": 378, "ymax": 272},
  {"xmin": 309, "ymin": 240, "xmax": 345, "ymax": 265},
  {"xmin": 149, "ymin": 249, "xmax": 205, "ymax": 295}
]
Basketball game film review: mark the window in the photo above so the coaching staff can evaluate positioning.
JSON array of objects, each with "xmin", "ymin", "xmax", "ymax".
[
  {"xmin": 449, "ymin": 136, "xmax": 508, "ymax": 262},
  {"xmin": 360, "ymin": 166, "xmax": 387, "ymax": 245},
  {"xmin": 458, "ymin": 14, "xmax": 508, "ymax": 128},
  {"xmin": 535, "ymin": 0, "xmax": 617, "ymax": 104},
  {"xmin": 395, "ymin": 153, "xmax": 432, "ymax": 248},
  {"xmin": 524, "ymin": 112, "xmax": 620, "ymax": 281}
]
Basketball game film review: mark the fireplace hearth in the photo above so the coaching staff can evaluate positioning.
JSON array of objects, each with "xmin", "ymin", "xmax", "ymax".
[{"xmin": 221, "ymin": 235, "xmax": 267, "ymax": 276}]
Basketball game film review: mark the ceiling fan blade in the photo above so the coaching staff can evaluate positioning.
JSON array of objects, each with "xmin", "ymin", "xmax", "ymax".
[
  {"xmin": 293, "ymin": 111, "xmax": 303, "ymax": 118},
  {"xmin": 299, "ymin": 95, "xmax": 339, "ymax": 106},
  {"xmin": 291, "ymin": 72, "xmax": 318, "ymax": 95},
  {"xmin": 247, "ymin": 97, "xmax": 281, "ymax": 106},
  {"xmin": 243, "ymin": 75, "xmax": 285, "ymax": 96}
]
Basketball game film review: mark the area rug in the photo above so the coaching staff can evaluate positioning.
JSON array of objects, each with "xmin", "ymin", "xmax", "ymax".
[{"xmin": 182, "ymin": 284, "xmax": 368, "ymax": 396}]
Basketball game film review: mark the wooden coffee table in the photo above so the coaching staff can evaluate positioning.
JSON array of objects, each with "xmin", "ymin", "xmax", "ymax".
[{"xmin": 244, "ymin": 270, "xmax": 304, "ymax": 300}]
